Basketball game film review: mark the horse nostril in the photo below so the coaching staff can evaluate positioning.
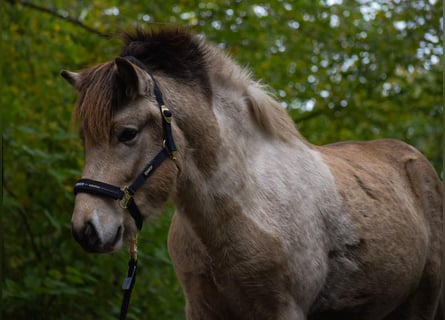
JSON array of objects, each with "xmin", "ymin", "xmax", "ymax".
[
  {"xmin": 84, "ymin": 221, "xmax": 96, "ymax": 238},
  {"xmin": 72, "ymin": 221, "xmax": 101, "ymax": 252}
]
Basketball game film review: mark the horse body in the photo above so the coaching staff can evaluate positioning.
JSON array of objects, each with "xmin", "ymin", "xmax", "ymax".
[
  {"xmin": 63, "ymin": 29, "xmax": 442, "ymax": 319},
  {"xmin": 170, "ymin": 137, "xmax": 441, "ymax": 319}
]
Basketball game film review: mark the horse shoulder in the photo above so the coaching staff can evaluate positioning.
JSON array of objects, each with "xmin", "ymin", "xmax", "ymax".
[{"xmin": 168, "ymin": 212, "xmax": 210, "ymax": 275}]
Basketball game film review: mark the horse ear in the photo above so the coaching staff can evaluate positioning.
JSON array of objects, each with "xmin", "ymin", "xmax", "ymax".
[
  {"xmin": 114, "ymin": 57, "xmax": 152, "ymax": 99},
  {"xmin": 60, "ymin": 70, "xmax": 81, "ymax": 91}
]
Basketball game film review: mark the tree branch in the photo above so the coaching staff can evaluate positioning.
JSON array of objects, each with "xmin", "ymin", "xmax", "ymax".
[{"xmin": 13, "ymin": 0, "xmax": 110, "ymax": 38}]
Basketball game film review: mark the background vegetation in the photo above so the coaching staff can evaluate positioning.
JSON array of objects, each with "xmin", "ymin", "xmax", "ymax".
[{"xmin": 1, "ymin": 0, "xmax": 442, "ymax": 319}]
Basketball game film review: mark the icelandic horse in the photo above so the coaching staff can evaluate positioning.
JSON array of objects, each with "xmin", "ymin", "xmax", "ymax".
[{"xmin": 61, "ymin": 29, "xmax": 443, "ymax": 319}]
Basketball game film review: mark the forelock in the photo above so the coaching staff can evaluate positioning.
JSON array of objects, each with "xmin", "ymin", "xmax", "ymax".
[{"xmin": 74, "ymin": 61, "xmax": 127, "ymax": 143}]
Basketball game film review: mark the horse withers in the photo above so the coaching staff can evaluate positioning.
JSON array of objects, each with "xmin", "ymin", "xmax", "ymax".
[{"xmin": 62, "ymin": 29, "xmax": 443, "ymax": 319}]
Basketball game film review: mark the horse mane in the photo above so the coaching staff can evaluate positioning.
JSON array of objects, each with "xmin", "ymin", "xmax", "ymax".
[
  {"xmin": 74, "ymin": 28, "xmax": 301, "ymax": 143},
  {"xmin": 120, "ymin": 28, "xmax": 211, "ymax": 93},
  {"xmin": 244, "ymin": 81, "xmax": 302, "ymax": 142},
  {"xmin": 203, "ymin": 40, "xmax": 301, "ymax": 142}
]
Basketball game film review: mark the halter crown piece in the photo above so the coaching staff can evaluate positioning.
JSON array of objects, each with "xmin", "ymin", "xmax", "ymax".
[{"xmin": 72, "ymin": 56, "xmax": 177, "ymax": 320}]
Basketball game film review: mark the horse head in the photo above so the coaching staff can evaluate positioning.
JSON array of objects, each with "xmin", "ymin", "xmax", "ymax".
[{"xmin": 62, "ymin": 57, "xmax": 183, "ymax": 253}]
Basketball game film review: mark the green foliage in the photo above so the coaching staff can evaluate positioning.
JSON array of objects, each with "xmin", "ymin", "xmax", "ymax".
[{"xmin": 1, "ymin": 0, "xmax": 442, "ymax": 318}]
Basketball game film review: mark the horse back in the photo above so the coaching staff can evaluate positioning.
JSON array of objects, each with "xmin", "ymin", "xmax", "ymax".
[
  {"xmin": 313, "ymin": 138, "xmax": 442, "ymax": 319},
  {"xmin": 320, "ymin": 138, "xmax": 442, "ymax": 235}
]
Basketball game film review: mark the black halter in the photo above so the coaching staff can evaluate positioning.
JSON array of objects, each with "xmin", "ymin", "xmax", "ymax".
[
  {"xmin": 72, "ymin": 56, "xmax": 177, "ymax": 320},
  {"xmin": 73, "ymin": 56, "xmax": 177, "ymax": 231}
]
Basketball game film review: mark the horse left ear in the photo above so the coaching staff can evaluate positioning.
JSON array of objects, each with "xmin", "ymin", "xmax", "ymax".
[
  {"xmin": 114, "ymin": 57, "xmax": 153, "ymax": 99},
  {"xmin": 61, "ymin": 70, "xmax": 81, "ymax": 91}
]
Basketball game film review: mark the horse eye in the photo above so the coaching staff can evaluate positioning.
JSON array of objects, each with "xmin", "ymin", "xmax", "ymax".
[{"xmin": 118, "ymin": 128, "xmax": 138, "ymax": 143}]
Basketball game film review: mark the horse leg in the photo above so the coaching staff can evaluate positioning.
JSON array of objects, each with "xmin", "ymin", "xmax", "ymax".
[
  {"xmin": 384, "ymin": 154, "xmax": 443, "ymax": 320},
  {"xmin": 276, "ymin": 302, "xmax": 306, "ymax": 320},
  {"xmin": 383, "ymin": 269, "xmax": 442, "ymax": 320},
  {"xmin": 181, "ymin": 272, "xmax": 233, "ymax": 320},
  {"xmin": 168, "ymin": 214, "xmax": 231, "ymax": 320},
  {"xmin": 180, "ymin": 271, "xmax": 309, "ymax": 320},
  {"xmin": 435, "ymin": 293, "xmax": 443, "ymax": 320}
]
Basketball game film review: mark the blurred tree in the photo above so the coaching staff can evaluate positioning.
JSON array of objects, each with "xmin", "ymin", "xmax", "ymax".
[{"xmin": 1, "ymin": 0, "xmax": 442, "ymax": 319}]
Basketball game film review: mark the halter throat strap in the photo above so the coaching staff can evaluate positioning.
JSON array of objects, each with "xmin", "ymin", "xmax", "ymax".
[{"xmin": 73, "ymin": 56, "xmax": 177, "ymax": 231}]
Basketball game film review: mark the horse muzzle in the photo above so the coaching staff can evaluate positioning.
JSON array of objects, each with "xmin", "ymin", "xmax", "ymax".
[{"xmin": 71, "ymin": 208, "xmax": 124, "ymax": 253}]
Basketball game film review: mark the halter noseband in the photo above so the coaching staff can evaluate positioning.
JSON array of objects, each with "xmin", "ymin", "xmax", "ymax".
[{"xmin": 73, "ymin": 55, "xmax": 177, "ymax": 231}]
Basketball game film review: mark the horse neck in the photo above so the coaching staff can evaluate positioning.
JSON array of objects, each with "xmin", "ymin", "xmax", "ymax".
[{"xmin": 172, "ymin": 80, "xmax": 312, "ymax": 250}]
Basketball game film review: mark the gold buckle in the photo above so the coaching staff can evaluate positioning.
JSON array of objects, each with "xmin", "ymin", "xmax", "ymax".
[
  {"xmin": 119, "ymin": 186, "xmax": 132, "ymax": 209},
  {"xmin": 161, "ymin": 105, "xmax": 172, "ymax": 123}
]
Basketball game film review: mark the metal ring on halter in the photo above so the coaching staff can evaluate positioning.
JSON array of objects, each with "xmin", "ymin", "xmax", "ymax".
[{"xmin": 119, "ymin": 186, "xmax": 133, "ymax": 209}]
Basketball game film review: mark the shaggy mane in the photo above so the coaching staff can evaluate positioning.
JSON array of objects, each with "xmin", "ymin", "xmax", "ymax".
[
  {"xmin": 74, "ymin": 28, "xmax": 299, "ymax": 144},
  {"xmin": 120, "ymin": 28, "xmax": 211, "ymax": 92}
]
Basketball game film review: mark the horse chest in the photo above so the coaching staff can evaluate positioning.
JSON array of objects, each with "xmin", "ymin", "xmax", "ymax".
[
  {"xmin": 169, "ymin": 213, "xmax": 302, "ymax": 317},
  {"xmin": 202, "ymin": 249, "xmax": 296, "ymax": 319}
]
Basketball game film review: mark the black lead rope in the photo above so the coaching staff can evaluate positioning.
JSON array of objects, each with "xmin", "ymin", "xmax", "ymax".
[
  {"xmin": 72, "ymin": 55, "xmax": 178, "ymax": 320},
  {"xmin": 118, "ymin": 233, "xmax": 139, "ymax": 320},
  {"xmin": 120, "ymin": 257, "xmax": 138, "ymax": 320}
]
